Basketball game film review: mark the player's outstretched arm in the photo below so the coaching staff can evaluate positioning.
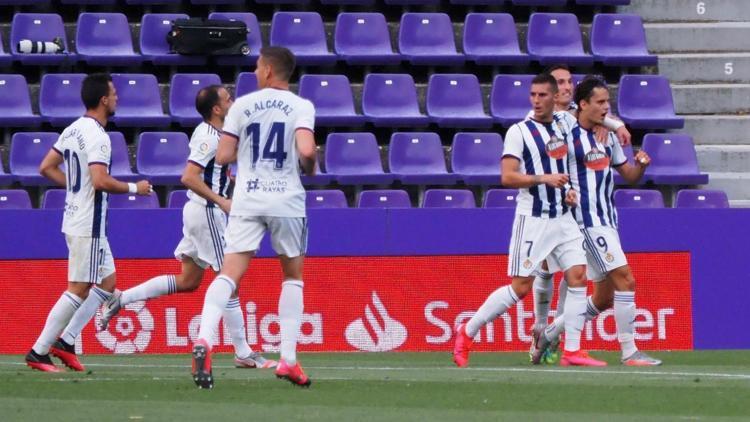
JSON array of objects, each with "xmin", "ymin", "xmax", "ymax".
[
  {"xmin": 216, "ymin": 133, "xmax": 238, "ymax": 166},
  {"xmin": 615, "ymin": 150, "xmax": 650, "ymax": 185},
  {"xmin": 90, "ymin": 164, "xmax": 151, "ymax": 195},
  {"xmin": 181, "ymin": 162, "xmax": 231, "ymax": 213},
  {"xmin": 296, "ymin": 129, "xmax": 316, "ymax": 176},
  {"xmin": 501, "ymin": 156, "xmax": 569, "ymax": 189},
  {"xmin": 39, "ymin": 149, "xmax": 66, "ymax": 187}
]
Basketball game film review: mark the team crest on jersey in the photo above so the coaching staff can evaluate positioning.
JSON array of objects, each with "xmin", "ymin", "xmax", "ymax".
[
  {"xmin": 584, "ymin": 148, "xmax": 610, "ymax": 171},
  {"xmin": 100, "ymin": 144, "xmax": 109, "ymax": 153},
  {"xmin": 605, "ymin": 253, "xmax": 615, "ymax": 263},
  {"xmin": 545, "ymin": 136, "xmax": 568, "ymax": 160},
  {"xmin": 199, "ymin": 143, "xmax": 209, "ymax": 152},
  {"xmin": 523, "ymin": 259, "xmax": 533, "ymax": 269}
]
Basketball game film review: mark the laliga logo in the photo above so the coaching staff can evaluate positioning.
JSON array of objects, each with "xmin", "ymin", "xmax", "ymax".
[
  {"xmin": 95, "ymin": 301, "xmax": 154, "ymax": 354},
  {"xmin": 345, "ymin": 292, "xmax": 407, "ymax": 352}
]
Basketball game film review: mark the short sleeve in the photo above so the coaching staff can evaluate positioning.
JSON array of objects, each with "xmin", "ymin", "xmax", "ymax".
[
  {"xmin": 222, "ymin": 101, "xmax": 242, "ymax": 138},
  {"xmin": 294, "ymin": 100, "xmax": 315, "ymax": 132},
  {"xmin": 502, "ymin": 124, "xmax": 524, "ymax": 161},
  {"xmin": 610, "ymin": 134, "xmax": 628, "ymax": 167},
  {"xmin": 52, "ymin": 133, "xmax": 64, "ymax": 155},
  {"xmin": 187, "ymin": 135, "xmax": 215, "ymax": 168},
  {"xmin": 87, "ymin": 134, "xmax": 111, "ymax": 166}
]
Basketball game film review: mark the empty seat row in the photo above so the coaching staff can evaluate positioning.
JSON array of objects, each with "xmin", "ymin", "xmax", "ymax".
[
  {"xmin": 0, "ymin": 0, "xmax": 629, "ymax": 5},
  {"xmin": 1, "ymin": 131, "xmax": 708, "ymax": 188},
  {"xmin": 2, "ymin": 12, "xmax": 653, "ymax": 68},
  {"xmin": 0, "ymin": 72, "xmax": 683, "ymax": 130}
]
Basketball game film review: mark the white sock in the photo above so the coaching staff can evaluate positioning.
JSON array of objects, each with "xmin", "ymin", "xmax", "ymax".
[
  {"xmin": 532, "ymin": 270, "xmax": 554, "ymax": 329},
  {"xmin": 61, "ymin": 286, "xmax": 111, "ymax": 345},
  {"xmin": 279, "ymin": 280, "xmax": 304, "ymax": 366},
  {"xmin": 555, "ymin": 278, "xmax": 568, "ymax": 318},
  {"xmin": 197, "ymin": 275, "xmax": 236, "ymax": 347},
  {"xmin": 32, "ymin": 292, "xmax": 83, "ymax": 355},
  {"xmin": 585, "ymin": 296, "xmax": 602, "ymax": 322},
  {"xmin": 614, "ymin": 291, "xmax": 638, "ymax": 359},
  {"xmin": 466, "ymin": 286, "xmax": 519, "ymax": 337},
  {"xmin": 543, "ymin": 314, "xmax": 565, "ymax": 342},
  {"xmin": 223, "ymin": 297, "xmax": 253, "ymax": 358},
  {"xmin": 121, "ymin": 275, "xmax": 177, "ymax": 306},
  {"xmin": 563, "ymin": 286, "xmax": 587, "ymax": 352}
]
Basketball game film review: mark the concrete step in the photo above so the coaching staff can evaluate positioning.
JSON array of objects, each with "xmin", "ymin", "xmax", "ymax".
[
  {"xmin": 672, "ymin": 83, "xmax": 750, "ymax": 114},
  {"xmin": 675, "ymin": 115, "xmax": 750, "ymax": 145},
  {"xmin": 646, "ymin": 23, "xmax": 750, "ymax": 53},
  {"xmin": 701, "ymin": 172, "xmax": 750, "ymax": 200},
  {"xmin": 729, "ymin": 200, "xmax": 750, "ymax": 208},
  {"xmin": 658, "ymin": 53, "xmax": 750, "ymax": 83},
  {"xmin": 619, "ymin": 0, "xmax": 750, "ymax": 22},
  {"xmin": 695, "ymin": 145, "xmax": 750, "ymax": 172}
]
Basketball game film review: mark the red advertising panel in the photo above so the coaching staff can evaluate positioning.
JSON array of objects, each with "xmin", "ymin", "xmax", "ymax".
[{"xmin": 0, "ymin": 253, "xmax": 692, "ymax": 354}]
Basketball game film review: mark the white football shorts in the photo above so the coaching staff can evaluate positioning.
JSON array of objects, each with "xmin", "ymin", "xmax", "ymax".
[
  {"xmin": 174, "ymin": 200, "xmax": 227, "ymax": 272},
  {"xmin": 507, "ymin": 212, "xmax": 586, "ymax": 277},
  {"xmin": 66, "ymin": 235, "xmax": 115, "ymax": 284},
  {"xmin": 580, "ymin": 225, "xmax": 628, "ymax": 282},
  {"xmin": 224, "ymin": 215, "xmax": 308, "ymax": 258}
]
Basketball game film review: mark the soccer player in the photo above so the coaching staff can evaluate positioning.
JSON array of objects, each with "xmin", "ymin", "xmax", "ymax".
[
  {"xmin": 25, "ymin": 73, "xmax": 152, "ymax": 372},
  {"xmin": 98, "ymin": 85, "xmax": 275, "ymax": 369},
  {"xmin": 190, "ymin": 46, "xmax": 317, "ymax": 389},
  {"xmin": 453, "ymin": 73, "xmax": 601, "ymax": 368},
  {"xmin": 532, "ymin": 76, "xmax": 662, "ymax": 366}
]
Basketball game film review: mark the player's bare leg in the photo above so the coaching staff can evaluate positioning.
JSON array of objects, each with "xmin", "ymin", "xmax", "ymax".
[
  {"xmin": 557, "ymin": 265, "xmax": 606, "ymax": 366},
  {"xmin": 274, "ymin": 254, "xmax": 311, "ymax": 387}
]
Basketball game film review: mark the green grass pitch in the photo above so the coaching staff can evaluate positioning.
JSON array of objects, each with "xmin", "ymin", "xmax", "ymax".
[{"xmin": 2, "ymin": 351, "xmax": 749, "ymax": 421}]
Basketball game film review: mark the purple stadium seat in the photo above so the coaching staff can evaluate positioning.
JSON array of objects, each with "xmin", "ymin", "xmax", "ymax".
[
  {"xmin": 618, "ymin": 75, "xmax": 685, "ymax": 129},
  {"xmin": 298, "ymin": 75, "xmax": 364, "ymax": 127},
  {"xmin": 484, "ymin": 189, "xmax": 518, "ymax": 208},
  {"xmin": 427, "ymin": 74, "xmax": 492, "ymax": 128},
  {"xmin": 76, "ymin": 13, "xmax": 141, "ymax": 66},
  {"xmin": 11, "ymin": 13, "xmax": 73, "ymax": 65},
  {"xmin": 387, "ymin": 0, "xmax": 438, "ymax": 4},
  {"xmin": 577, "ymin": 0, "xmax": 630, "ymax": 5},
  {"xmin": 323, "ymin": 0, "xmax": 374, "ymax": 4},
  {"xmin": 306, "ymin": 190, "xmax": 348, "ymax": 208},
  {"xmin": 451, "ymin": 132, "xmax": 503, "ymax": 185},
  {"xmin": 257, "ymin": 0, "xmax": 310, "ymax": 4},
  {"xmin": 111, "ymin": 74, "xmax": 171, "ymax": 127},
  {"xmin": 9, "ymin": 132, "xmax": 59, "ymax": 186},
  {"xmin": 325, "ymin": 133, "xmax": 395, "ymax": 185},
  {"xmin": 527, "ymin": 13, "xmax": 593, "ymax": 66},
  {"xmin": 450, "ymin": 0, "xmax": 504, "ymax": 4},
  {"xmin": 170, "ymin": 74, "xmax": 222, "ymax": 126},
  {"xmin": 42, "ymin": 189, "xmax": 66, "ymax": 209},
  {"xmin": 235, "ymin": 72, "xmax": 258, "ymax": 97},
  {"xmin": 0, "ymin": 166, "xmax": 13, "ymax": 186},
  {"xmin": 0, "ymin": 0, "xmax": 50, "ymax": 4},
  {"xmin": 335, "ymin": 13, "xmax": 401, "ymax": 65},
  {"xmin": 399, "ymin": 13, "xmax": 463, "ymax": 66},
  {"xmin": 362, "ymin": 74, "xmax": 428, "ymax": 127},
  {"xmin": 513, "ymin": 0, "xmax": 566, "ymax": 5},
  {"xmin": 168, "ymin": 190, "xmax": 190, "ymax": 208},
  {"xmin": 358, "ymin": 190, "xmax": 411, "ymax": 208},
  {"xmin": 641, "ymin": 134, "xmax": 708, "ymax": 185},
  {"xmin": 0, "ymin": 33, "xmax": 12, "ymax": 67},
  {"xmin": 490, "ymin": 74, "xmax": 534, "ymax": 127},
  {"xmin": 389, "ymin": 132, "xmax": 458, "ymax": 185},
  {"xmin": 463, "ymin": 13, "xmax": 529, "ymax": 66},
  {"xmin": 136, "ymin": 132, "xmax": 190, "ymax": 185},
  {"xmin": 613, "ymin": 189, "xmax": 664, "ymax": 208},
  {"xmin": 193, "ymin": 0, "xmax": 244, "ymax": 4},
  {"xmin": 140, "ymin": 14, "xmax": 206, "ymax": 66},
  {"xmin": 208, "ymin": 13, "xmax": 262, "ymax": 65},
  {"xmin": 675, "ymin": 189, "xmax": 729, "ymax": 209},
  {"xmin": 125, "ymin": 0, "xmax": 180, "ymax": 5},
  {"xmin": 300, "ymin": 160, "xmax": 335, "ymax": 187},
  {"xmin": 108, "ymin": 132, "xmax": 140, "ymax": 182},
  {"xmin": 591, "ymin": 14, "xmax": 656, "ymax": 67},
  {"xmin": 39, "ymin": 74, "xmax": 85, "ymax": 126},
  {"xmin": 0, "ymin": 75, "xmax": 42, "ymax": 126},
  {"xmin": 109, "ymin": 193, "xmax": 161, "ymax": 209},
  {"xmin": 270, "ymin": 12, "xmax": 336, "ymax": 66},
  {"xmin": 61, "ymin": 0, "xmax": 117, "ymax": 4},
  {"xmin": 423, "ymin": 189, "xmax": 476, "ymax": 208},
  {"xmin": 0, "ymin": 190, "xmax": 32, "ymax": 209}
]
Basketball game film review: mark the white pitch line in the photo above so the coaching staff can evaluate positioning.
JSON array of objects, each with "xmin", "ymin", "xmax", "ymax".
[{"xmin": 3, "ymin": 361, "xmax": 750, "ymax": 380}]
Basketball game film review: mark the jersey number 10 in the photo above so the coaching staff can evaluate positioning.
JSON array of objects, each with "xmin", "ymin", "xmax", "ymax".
[
  {"xmin": 247, "ymin": 122, "xmax": 288, "ymax": 170},
  {"xmin": 63, "ymin": 150, "xmax": 81, "ymax": 193}
]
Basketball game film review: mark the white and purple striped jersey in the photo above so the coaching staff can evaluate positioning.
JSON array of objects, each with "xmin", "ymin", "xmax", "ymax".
[
  {"xmin": 186, "ymin": 122, "xmax": 230, "ymax": 208},
  {"xmin": 503, "ymin": 111, "xmax": 575, "ymax": 218},
  {"xmin": 567, "ymin": 123, "xmax": 628, "ymax": 228},
  {"xmin": 222, "ymin": 88, "xmax": 315, "ymax": 218},
  {"xmin": 52, "ymin": 116, "xmax": 111, "ymax": 238}
]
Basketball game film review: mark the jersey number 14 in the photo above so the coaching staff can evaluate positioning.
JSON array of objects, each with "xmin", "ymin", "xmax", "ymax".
[{"xmin": 247, "ymin": 122, "xmax": 287, "ymax": 170}]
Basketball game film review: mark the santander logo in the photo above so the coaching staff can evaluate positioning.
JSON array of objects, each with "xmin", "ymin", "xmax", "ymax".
[{"xmin": 345, "ymin": 291, "xmax": 407, "ymax": 352}]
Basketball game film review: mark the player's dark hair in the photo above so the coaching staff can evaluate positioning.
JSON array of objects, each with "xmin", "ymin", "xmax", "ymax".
[
  {"xmin": 81, "ymin": 73, "xmax": 113, "ymax": 110},
  {"xmin": 574, "ymin": 75, "xmax": 608, "ymax": 108},
  {"xmin": 260, "ymin": 46, "xmax": 296, "ymax": 82},
  {"xmin": 195, "ymin": 85, "xmax": 224, "ymax": 121},
  {"xmin": 531, "ymin": 73, "xmax": 559, "ymax": 94},
  {"xmin": 543, "ymin": 64, "xmax": 571, "ymax": 74}
]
